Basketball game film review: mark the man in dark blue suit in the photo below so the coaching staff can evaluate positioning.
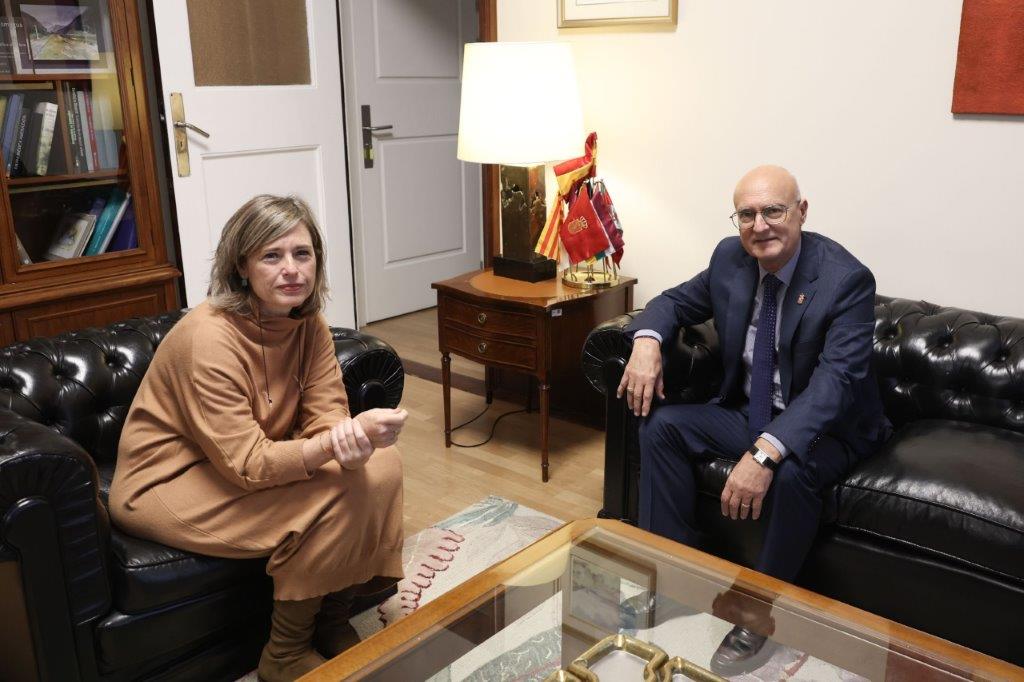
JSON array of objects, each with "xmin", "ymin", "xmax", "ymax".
[{"xmin": 619, "ymin": 165, "xmax": 889, "ymax": 674}]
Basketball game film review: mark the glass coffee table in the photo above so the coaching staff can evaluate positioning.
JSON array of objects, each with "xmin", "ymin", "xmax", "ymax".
[{"xmin": 302, "ymin": 519, "xmax": 1019, "ymax": 681}]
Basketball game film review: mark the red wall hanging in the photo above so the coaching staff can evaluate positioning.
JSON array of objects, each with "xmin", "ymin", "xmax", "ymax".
[{"xmin": 952, "ymin": 0, "xmax": 1024, "ymax": 114}]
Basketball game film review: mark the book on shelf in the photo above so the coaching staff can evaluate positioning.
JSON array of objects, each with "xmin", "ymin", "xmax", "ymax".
[
  {"xmin": 0, "ymin": 15, "xmax": 14, "ymax": 74},
  {"xmin": 22, "ymin": 101, "xmax": 57, "ymax": 176},
  {"xmin": 62, "ymin": 83, "xmax": 82, "ymax": 172},
  {"xmin": 94, "ymin": 93, "xmax": 119, "ymax": 169},
  {"xmin": 105, "ymin": 201, "xmax": 137, "ymax": 253},
  {"xmin": 0, "ymin": 96, "xmax": 7, "ymax": 133},
  {"xmin": 68, "ymin": 84, "xmax": 93, "ymax": 171},
  {"xmin": 2, "ymin": 7, "xmax": 33, "ymax": 75},
  {"xmin": 76, "ymin": 87, "xmax": 100, "ymax": 169},
  {"xmin": 83, "ymin": 188, "xmax": 130, "ymax": 256},
  {"xmin": 1, "ymin": 91, "xmax": 21, "ymax": 171},
  {"xmin": 45, "ymin": 212, "xmax": 97, "ymax": 260},
  {"xmin": 9, "ymin": 105, "xmax": 29, "ymax": 177}
]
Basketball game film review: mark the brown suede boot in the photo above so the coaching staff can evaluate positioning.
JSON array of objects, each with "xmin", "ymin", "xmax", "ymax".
[
  {"xmin": 313, "ymin": 589, "xmax": 361, "ymax": 658},
  {"xmin": 257, "ymin": 597, "xmax": 327, "ymax": 682}
]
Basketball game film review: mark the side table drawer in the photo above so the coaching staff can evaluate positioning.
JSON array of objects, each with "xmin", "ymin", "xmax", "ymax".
[
  {"xmin": 445, "ymin": 326, "xmax": 536, "ymax": 371},
  {"xmin": 444, "ymin": 298, "xmax": 535, "ymax": 339}
]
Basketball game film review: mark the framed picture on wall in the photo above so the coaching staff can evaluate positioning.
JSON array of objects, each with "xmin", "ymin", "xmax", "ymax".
[
  {"xmin": 562, "ymin": 539, "xmax": 657, "ymax": 642},
  {"xmin": 557, "ymin": 0, "xmax": 678, "ymax": 28}
]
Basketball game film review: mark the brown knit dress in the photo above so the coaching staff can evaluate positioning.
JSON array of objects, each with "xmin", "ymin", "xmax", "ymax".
[{"xmin": 109, "ymin": 302, "xmax": 404, "ymax": 600}]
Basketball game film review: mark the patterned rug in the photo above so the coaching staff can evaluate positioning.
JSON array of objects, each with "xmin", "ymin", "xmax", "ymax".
[
  {"xmin": 237, "ymin": 496, "xmax": 561, "ymax": 681},
  {"xmin": 350, "ymin": 496, "xmax": 563, "ymax": 639}
]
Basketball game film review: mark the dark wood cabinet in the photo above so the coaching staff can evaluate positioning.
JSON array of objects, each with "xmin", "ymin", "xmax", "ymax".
[
  {"xmin": 434, "ymin": 269, "xmax": 636, "ymax": 482},
  {"xmin": 0, "ymin": 0, "xmax": 179, "ymax": 343}
]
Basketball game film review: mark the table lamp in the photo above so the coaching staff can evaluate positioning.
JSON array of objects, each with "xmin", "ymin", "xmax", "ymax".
[{"xmin": 458, "ymin": 42, "xmax": 584, "ymax": 282}]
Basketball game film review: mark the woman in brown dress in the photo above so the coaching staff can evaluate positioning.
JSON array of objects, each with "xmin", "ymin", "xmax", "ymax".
[{"xmin": 109, "ymin": 195, "xmax": 407, "ymax": 681}]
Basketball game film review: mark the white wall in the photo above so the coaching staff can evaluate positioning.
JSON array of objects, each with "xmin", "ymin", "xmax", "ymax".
[{"xmin": 499, "ymin": 0, "xmax": 1024, "ymax": 316}]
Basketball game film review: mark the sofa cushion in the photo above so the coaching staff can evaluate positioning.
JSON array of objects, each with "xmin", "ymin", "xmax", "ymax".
[
  {"xmin": 96, "ymin": 581, "xmax": 271, "ymax": 673},
  {"xmin": 109, "ymin": 526, "xmax": 269, "ymax": 614},
  {"xmin": 836, "ymin": 419, "xmax": 1024, "ymax": 582}
]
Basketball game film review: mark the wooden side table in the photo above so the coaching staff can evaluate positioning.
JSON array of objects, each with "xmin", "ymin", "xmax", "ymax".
[{"xmin": 433, "ymin": 269, "xmax": 636, "ymax": 481}]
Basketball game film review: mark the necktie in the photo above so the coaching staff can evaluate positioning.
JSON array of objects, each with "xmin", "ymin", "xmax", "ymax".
[{"xmin": 749, "ymin": 274, "xmax": 781, "ymax": 436}]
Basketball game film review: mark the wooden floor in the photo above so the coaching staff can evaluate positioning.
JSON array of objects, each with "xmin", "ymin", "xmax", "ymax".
[{"xmin": 362, "ymin": 309, "xmax": 605, "ymax": 536}]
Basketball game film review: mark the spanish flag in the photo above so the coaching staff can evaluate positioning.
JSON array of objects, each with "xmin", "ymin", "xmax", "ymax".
[{"xmin": 534, "ymin": 133, "xmax": 599, "ymax": 260}]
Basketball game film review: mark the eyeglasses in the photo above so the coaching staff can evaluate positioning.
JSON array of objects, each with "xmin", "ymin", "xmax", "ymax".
[{"xmin": 729, "ymin": 203, "xmax": 798, "ymax": 230}]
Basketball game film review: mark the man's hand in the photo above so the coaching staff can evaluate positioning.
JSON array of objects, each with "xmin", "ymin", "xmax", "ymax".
[
  {"xmin": 354, "ymin": 408, "xmax": 409, "ymax": 449},
  {"xmin": 616, "ymin": 337, "xmax": 665, "ymax": 417},
  {"xmin": 327, "ymin": 417, "xmax": 374, "ymax": 470},
  {"xmin": 720, "ymin": 439, "xmax": 781, "ymax": 520}
]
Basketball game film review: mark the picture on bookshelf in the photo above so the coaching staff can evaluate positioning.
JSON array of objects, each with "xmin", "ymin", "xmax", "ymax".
[
  {"xmin": 20, "ymin": 4, "xmax": 99, "ymax": 62},
  {"xmin": 44, "ymin": 209, "xmax": 95, "ymax": 260},
  {"xmin": 1, "ymin": 0, "xmax": 113, "ymax": 73}
]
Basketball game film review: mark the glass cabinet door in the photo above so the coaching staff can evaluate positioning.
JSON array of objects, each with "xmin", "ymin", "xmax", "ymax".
[{"xmin": 0, "ymin": 0, "xmax": 137, "ymax": 269}]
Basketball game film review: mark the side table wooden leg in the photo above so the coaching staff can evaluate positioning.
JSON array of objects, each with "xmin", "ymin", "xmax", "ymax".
[
  {"xmin": 539, "ymin": 381, "xmax": 550, "ymax": 482},
  {"xmin": 485, "ymin": 367, "xmax": 493, "ymax": 404},
  {"xmin": 442, "ymin": 352, "xmax": 452, "ymax": 447}
]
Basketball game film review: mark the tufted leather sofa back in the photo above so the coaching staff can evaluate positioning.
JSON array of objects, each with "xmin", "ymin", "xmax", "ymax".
[
  {"xmin": 0, "ymin": 311, "xmax": 405, "ymax": 466},
  {"xmin": 0, "ymin": 312, "xmax": 186, "ymax": 466},
  {"xmin": 583, "ymin": 296, "xmax": 1024, "ymax": 437},
  {"xmin": 874, "ymin": 297, "xmax": 1024, "ymax": 434}
]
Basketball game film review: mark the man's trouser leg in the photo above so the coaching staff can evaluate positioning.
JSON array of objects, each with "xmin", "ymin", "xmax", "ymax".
[
  {"xmin": 755, "ymin": 435, "xmax": 855, "ymax": 582},
  {"xmin": 638, "ymin": 403, "xmax": 749, "ymax": 547}
]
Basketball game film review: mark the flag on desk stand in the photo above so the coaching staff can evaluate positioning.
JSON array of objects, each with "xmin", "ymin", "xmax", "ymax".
[{"xmin": 534, "ymin": 132, "xmax": 624, "ymax": 265}]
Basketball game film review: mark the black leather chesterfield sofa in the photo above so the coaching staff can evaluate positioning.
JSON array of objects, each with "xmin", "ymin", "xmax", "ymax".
[
  {"xmin": 0, "ymin": 311, "xmax": 405, "ymax": 682},
  {"xmin": 582, "ymin": 296, "xmax": 1024, "ymax": 666}
]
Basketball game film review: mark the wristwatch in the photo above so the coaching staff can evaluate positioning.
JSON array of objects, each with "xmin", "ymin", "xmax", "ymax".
[{"xmin": 748, "ymin": 446, "xmax": 779, "ymax": 471}]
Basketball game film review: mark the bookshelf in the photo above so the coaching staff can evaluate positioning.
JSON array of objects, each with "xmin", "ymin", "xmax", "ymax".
[{"xmin": 0, "ymin": 0, "xmax": 179, "ymax": 342}]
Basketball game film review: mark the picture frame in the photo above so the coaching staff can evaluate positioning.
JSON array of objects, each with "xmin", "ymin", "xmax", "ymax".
[
  {"xmin": 557, "ymin": 0, "xmax": 678, "ymax": 29},
  {"xmin": 562, "ymin": 538, "xmax": 657, "ymax": 642},
  {"xmin": 44, "ymin": 210, "xmax": 95, "ymax": 260},
  {"xmin": 4, "ymin": 0, "xmax": 115, "ymax": 74}
]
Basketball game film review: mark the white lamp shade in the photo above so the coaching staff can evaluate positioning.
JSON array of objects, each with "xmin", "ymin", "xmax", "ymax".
[{"xmin": 458, "ymin": 42, "xmax": 584, "ymax": 166}]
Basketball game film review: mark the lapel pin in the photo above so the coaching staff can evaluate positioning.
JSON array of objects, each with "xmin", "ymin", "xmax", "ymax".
[{"xmin": 797, "ymin": 293, "xmax": 806, "ymax": 305}]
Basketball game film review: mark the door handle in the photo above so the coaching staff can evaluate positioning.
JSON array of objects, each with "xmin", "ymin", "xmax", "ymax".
[
  {"xmin": 170, "ymin": 93, "xmax": 210, "ymax": 177},
  {"xmin": 360, "ymin": 104, "xmax": 393, "ymax": 169},
  {"xmin": 173, "ymin": 121, "xmax": 211, "ymax": 138}
]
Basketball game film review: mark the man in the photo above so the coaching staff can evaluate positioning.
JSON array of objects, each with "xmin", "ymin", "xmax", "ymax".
[{"xmin": 619, "ymin": 165, "xmax": 889, "ymax": 674}]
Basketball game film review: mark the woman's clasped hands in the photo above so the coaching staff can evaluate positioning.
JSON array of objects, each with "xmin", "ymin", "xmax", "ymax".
[{"xmin": 324, "ymin": 408, "xmax": 409, "ymax": 470}]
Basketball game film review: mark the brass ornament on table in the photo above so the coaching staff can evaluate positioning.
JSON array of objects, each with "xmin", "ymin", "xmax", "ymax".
[
  {"xmin": 563, "ymin": 257, "xmax": 619, "ymax": 290},
  {"xmin": 543, "ymin": 633, "xmax": 724, "ymax": 682},
  {"xmin": 659, "ymin": 656, "xmax": 726, "ymax": 682}
]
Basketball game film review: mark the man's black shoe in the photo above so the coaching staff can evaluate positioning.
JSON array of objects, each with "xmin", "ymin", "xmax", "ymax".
[{"xmin": 709, "ymin": 625, "xmax": 776, "ymax": 676}]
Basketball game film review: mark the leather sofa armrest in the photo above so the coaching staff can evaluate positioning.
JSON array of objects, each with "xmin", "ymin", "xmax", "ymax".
[
  {"xmin": 330, "ymin": 329, "xmax": 405, "ymax": 416},
  {"xmin": 583, "ymin": 312, "xmax": 723, "ymax": 522},
  {"xmin": 583, "ymin": 312, "xmax": 722, "ymax": 402},
  {"xmin": 582, "ymin": 311, "xmax": 637, "ymax": 396},
  {"xmin": 0, "ymin": 408, "xmax": 112, "ymax": 627}
]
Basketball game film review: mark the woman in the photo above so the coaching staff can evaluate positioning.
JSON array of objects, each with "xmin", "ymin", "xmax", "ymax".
[{"xmin": 109, "ymin": 195, "xmax": 407, "ymax": 681}]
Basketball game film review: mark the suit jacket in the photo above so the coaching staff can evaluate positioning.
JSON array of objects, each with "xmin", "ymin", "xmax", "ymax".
[{"xmin": 626, "ymin": 231, "xmax": 889, "ymax": 461}]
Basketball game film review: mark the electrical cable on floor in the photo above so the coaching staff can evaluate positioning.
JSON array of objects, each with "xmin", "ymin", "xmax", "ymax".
[{"xmin": 449, "ymin": 400, "xmax": 527, "ymax": 448}]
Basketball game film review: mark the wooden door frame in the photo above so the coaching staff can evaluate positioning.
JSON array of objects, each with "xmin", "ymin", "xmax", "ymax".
[{"xmin": 479, "ymin": 0, "xmax": 499, "ymax": 266}]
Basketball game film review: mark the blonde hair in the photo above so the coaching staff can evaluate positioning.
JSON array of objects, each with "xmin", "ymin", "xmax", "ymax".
[{"xmin": 208, "ymin": 195, "xmax": 329, "ymax": 317}]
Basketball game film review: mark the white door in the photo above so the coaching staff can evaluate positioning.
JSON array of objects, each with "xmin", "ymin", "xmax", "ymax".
[
  {"xmin": 152, "ymin": 0, "xmax": 355, "ymax": 326},
  {"xmin": 342, "ymin": 0, "xmax": 482, "ymax": 325}
]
